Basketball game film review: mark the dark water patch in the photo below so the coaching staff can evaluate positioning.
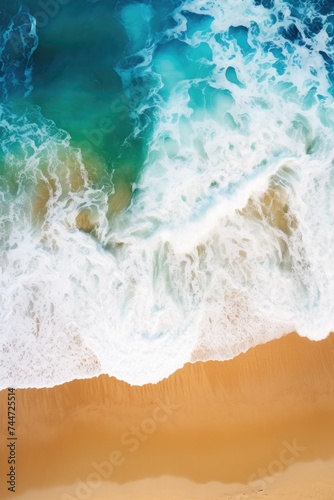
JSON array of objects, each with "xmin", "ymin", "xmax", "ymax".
[
  {"xmin": 325, "ymin": 15, "xmax": 334, "ymax": 37},
  {"xmin": 319, "ymin": 50, "xmax": 332, "ymax": 65},
  {"xmin": 228, "ymin": 26, "xmax": 255, "ymax": 57},
  {"xmin": 278, "ymin": 23, "xmax": 303, "ymax": 45},
  {"xmin": 214, "ymin": 33, "xmax": 230, "ymax": 50},
  {"xmin": 304, "ymin": 16, "xmax": 323, "ymax": 38},
  {"xmin": 0, "ymin": 4, "xmax": 37, "ymax": 100},
  {"xmin": 249, "ymin": 21, "xmax": 260, "ymax": 38},
  {"xmin": 277, "ymin": 11, "xmax": 284, "ymax": 22},
  {"xmin": 253, "ymin": 0, "xmax": 275, "ymax": 9},
  {"xmin": 180, "ymin": 10, "xmax": 214, "ymax": 37},
  {"xmin": 21, "ymin": 0, "xmax": 150, "ymax": 184},
  {"xmin": 285, "ymin": 0, "xmax": 333, "ymax": 19},
  {"xmin": 226, "ymin": 66, "xmax": 245, "ymax": 88},
  {"xmin": 316, "ymin": 0, "xmax": 333, "ymax": 17},
  {"xmin": 319, "ymin": 50, "xmax": 334, "ymax": 91},
  {"xmin": 263, "ymin": 42, "xmax": 287, "ymax": 75}
]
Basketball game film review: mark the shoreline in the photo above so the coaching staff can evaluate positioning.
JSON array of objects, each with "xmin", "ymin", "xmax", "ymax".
[{"xmin": 1, "ymin": 332, "xmax": 334, "ymax": 498}]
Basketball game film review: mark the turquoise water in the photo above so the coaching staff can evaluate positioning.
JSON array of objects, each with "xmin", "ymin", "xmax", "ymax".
[{"xmin": 1, "ymin": 0, "xmax": 334, "ymax": 387}]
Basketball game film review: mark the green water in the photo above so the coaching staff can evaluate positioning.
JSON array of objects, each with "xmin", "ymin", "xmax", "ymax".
[{"xmin": 20, "ymin": 0, "xmax": 148, "ymax": 189}]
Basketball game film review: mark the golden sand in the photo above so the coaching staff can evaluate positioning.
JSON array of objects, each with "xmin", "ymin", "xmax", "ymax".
[{"xmin": 0, "ymin": 332, "xmax": 334, "ymax": 499}]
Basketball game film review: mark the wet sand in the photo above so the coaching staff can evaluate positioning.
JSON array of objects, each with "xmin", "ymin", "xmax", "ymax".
[{"xmin": 0, "ymin": 332, "xmax": 334, "ymax": 499}]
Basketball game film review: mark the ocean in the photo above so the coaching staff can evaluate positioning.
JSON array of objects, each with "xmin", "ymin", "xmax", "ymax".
[{"xmin": 1, "ymin": 0, "xmax": 334, "ymax": 388}]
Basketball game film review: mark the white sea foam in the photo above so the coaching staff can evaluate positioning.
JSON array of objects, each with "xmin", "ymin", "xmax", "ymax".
[{"xmin": 1, "ymin": 0, "xmax": 334, "ymax": 388}]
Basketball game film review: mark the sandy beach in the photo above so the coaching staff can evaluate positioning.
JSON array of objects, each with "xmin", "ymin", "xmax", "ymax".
[{"xmin": 0, "ymin": 332, "xmax": 334, "ymax": 499}]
